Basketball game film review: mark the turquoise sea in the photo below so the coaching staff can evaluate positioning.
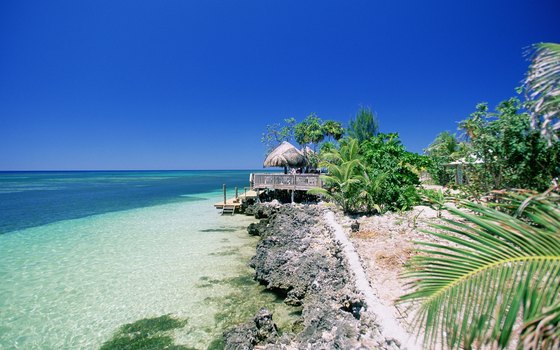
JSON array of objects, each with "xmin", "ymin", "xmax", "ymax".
[{"xmin": 0, "ymin": 171, "xmax": 291, "ymax": 349}]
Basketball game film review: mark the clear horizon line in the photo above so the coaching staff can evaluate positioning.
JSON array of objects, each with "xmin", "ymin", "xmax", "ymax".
[{"xmin": 0, "ymin": 168, "xmax": 273, "ymax": 172}]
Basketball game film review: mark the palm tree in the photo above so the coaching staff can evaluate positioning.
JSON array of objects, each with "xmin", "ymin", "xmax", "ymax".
[
  {"xmin": 358, "ymin": 170, "xmax": 387, "ymax": 213},
  {"xmin": 321, "ymin": 137, "xmax": 361, "ymax": 165},
  {"xmin": 310, "ymin": 138, "xmax": 364, "ymax": 213},
  {"xmin": 425, "ymin": 131, "xmax": 460, "ymax": 159},
  {"xmin": 400, "ymin": 189, "xmax": 560, "ymax": 349},
  {"xmin": 309, "ymin": 159, "xmax": 363, "ymax": 213},
  {"xmin": 458, "ymin": 103, "xmax": 487, "ymax": 141},
  {"xmin": 525, "ymin": 43, "xmax": 560, "ymax": 143}
]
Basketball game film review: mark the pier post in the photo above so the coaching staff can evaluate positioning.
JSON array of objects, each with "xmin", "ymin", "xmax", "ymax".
[
  {"xmin": 235, "ymin": 186, "xmax": 238, "ymax": 200},
  {"xmin": 223, "ymin": 184, "xmax": 226, "ymax": 204},
  {"xmin": 244, "ymin": 187, "xmax": 247, "ymax": 198}
]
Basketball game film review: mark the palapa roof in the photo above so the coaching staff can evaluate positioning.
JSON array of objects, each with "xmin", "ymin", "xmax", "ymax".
[{"xmin": 263, "ymin": 141, "xmax": 307, "ymax": 168}]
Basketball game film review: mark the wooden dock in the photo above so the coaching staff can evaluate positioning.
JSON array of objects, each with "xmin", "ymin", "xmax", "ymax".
[
  {"xmin": 214, "ymin": 185, "xmax": 258, "ymax": 215},
  {"xmin": 214, "ymin": 173, "xmax": 323, "ymax": 214}
]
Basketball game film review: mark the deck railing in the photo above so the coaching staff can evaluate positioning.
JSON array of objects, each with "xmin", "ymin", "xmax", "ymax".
[{"xmin": 251, "ymin": 173, "xmax": 323, "ymax": 191}]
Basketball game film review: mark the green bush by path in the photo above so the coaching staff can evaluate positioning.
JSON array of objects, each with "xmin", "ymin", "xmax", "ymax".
[
  {"xmin": 361, "ymin": 133, "xmax": 428, "ymax": 212},
  {"xmin": 312, "ymin": 134, "xmax": 428, "ymax": 214}
]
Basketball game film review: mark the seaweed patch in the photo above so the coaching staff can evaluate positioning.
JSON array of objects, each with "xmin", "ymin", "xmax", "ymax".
[{"xmin": 100, "ymin": 314, "xmax": 190, "ymax": 350}]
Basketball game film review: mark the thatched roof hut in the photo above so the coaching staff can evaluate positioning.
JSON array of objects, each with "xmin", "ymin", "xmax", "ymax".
[{"xmin": 264, "ymin": 141, "xmax": 307, "ymax": 168}]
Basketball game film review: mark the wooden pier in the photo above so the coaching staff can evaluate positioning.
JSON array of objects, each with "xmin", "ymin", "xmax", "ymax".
[
  {"xmin": 214, "ymin": 173, "xmax": 323, "ymax": 215},
  {"xmin": 214, "ymin": 185, "xmax": 258, "ymax": 215}
]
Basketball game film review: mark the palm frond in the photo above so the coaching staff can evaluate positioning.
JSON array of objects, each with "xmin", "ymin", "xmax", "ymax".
[
  {"xmin": 307, "ymin": 187, "xmax": 331, "ymax": 198},
  {"xmin": 525, "ymin": 42, "xmax": 560, "ymax": 142},
  {"xmin": 521, "ymin": 301, "xmax": 560, "ymax": 350},
  {"xmin": 400, "ymin": 190, "xmax": 560, "ymax": 349},
  {"xmin": 316, "ymin": 139, "xmax": 368, "ymax": 212}
]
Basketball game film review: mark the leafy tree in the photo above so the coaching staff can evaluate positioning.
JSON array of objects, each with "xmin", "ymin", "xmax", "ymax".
[
  {"xmin": 294, "ymin": 114, "xmax": 325, "ymax": 150},
  {"xmin": 315, "ymin": 134, "xmax": 427, "ymax": 213},
  {"xmin": 400, "ymin": 189, "xmax": 560, "ymax": 350},
  {"xmin": 524, "ymin": 43, "xmax": 560, "ymax": 143},
  {"xmin": 361, "ymin": 133, "xmax": 427, "ymax": 211},
  {"xmin": 459, "ymin": 98, "xmax": 560, "ymax": 192},
  {"xmin": 261, "ymin": 118, "xmax": 296, "ymax": 154},
  {"xmin": 262, "ymin": 115, "xmax": 345, "ymax": 158},
  {"xmin": 322, "ymin": 120, "xmax": 345, "ymax": 142},
  {"xmin": 348, "ymin": 106, "xmax": 379, "ymax": 143}
]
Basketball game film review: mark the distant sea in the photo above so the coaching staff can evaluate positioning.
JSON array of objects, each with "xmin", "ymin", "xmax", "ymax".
[{"xmin": 0, "ymin": 171, "xmax": 292, "ymax": 349}]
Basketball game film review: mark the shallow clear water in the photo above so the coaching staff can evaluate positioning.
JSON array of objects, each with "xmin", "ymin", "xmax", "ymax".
[
  {"xmin": 0, "ymin": 171, "xmax": 292, "ymax": 349},
  {"xmin": 0, "ymin": 170, "xmax": 254, "ymax": 234}
]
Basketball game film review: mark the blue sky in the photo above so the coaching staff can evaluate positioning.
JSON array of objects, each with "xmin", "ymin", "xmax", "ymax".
[{"xmin": 1, "ymin": 0, "xmax": 558, "ymax": 170}]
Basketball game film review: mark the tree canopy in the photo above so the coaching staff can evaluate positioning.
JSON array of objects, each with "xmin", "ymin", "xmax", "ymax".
[
  {"xmin": 262, "ymin": 114, "xmax": 345, "ymax": 154},
  {"xmin": 294, "ymin": 114, "xmax": 325, "ymax": 149},
  {"xmin": 460, "ymin": 98, "xmax": 559, "ymax": 192},
  {"xmin": 347, "ymin": 106, "xmax": 379, "ymax": 143},
  {"xmin": 261, "ymin": 117, "xmax": 296, "ymax": 154}
]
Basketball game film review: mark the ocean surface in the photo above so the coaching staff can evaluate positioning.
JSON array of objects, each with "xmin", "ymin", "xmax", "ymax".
[{"xmin": 0, "ymin": 171, "xmax": 293, "ymax": 349}]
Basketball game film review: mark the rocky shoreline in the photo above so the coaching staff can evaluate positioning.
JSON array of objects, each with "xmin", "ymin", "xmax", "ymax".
[{"xmin": 223, "ymin": 203, "xmax": 413, "ymax": 349}]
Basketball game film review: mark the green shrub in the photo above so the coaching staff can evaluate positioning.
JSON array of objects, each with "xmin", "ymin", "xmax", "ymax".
[
  {"xmin": 314, "ymin": 134, "xmax": 427, "ymax": 213},
  {"xmin": 361, "ymin": 133, "xmax": 428, "ymax": 212},
  {"xmin": 459, "ymin": 98, "xmax": 560, "ymax": 194}
]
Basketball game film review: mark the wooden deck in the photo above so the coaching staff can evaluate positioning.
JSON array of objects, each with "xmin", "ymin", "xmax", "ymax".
[
  {"xmin": 213, "ymin": 190, "xmax": 258, "ymax": 212},
  {"xmin": 213, "ymin": 173, "xmax": 323, "ymax": 215},
  {"xmin": 251, "ymin": 173, "xmax": 322, "ymax": 191}
]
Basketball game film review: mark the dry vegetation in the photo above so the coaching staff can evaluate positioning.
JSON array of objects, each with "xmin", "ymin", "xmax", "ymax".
[{"xmin": 337, "ymin": 204, "xmax": 461, "ymax": 330}]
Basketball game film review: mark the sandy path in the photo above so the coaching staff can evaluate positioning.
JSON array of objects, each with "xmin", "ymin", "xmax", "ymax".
[{"xmin": 325, "ymin": 210, "xmax": 421, "ymax": 350}]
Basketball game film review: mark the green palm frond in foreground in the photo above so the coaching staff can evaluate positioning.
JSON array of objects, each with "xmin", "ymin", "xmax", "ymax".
[{"xmin": 400, "ymin": 190, "xmax": 560, "ymax": 349}]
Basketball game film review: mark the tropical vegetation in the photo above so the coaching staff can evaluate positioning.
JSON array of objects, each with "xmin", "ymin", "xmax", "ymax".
[
  {"xmin": 400, "ymin": 190, "xmax": 560, "ymax": 349},
  {"xmin": 360, "ymin": 133, "xmax": 428, "ymax": 211},
  {"xmin": 311, "ymin": 133, "xmax": 427, "ymax": 214},
  {"xmin": 261, "ymin": 117, "xmax": 297, "ymax": 154},
  {"xmin": 309, "ymin": 138, "xmax": 364, "ymax": 213},
  {"xmin": 261, "ymin": 114, "xmax": 344, "ymax": 154},
  {"xmin": 403, "ymin": 42, "xmax": 560, "ymax": 350},
  {"xmin": 347, "ymin": 106, "xmax": 379, "ymax": 143},
  {"xmin": 425, "ymin": 97, "xmax": 560, "ymax": 193},
  {"xmin": 464, "ymin": 98, "xmax": 558, "ymax": 192},
  {"xmin": 260, "ymin": 42, "xmax": 560, "ymax": 350}
]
